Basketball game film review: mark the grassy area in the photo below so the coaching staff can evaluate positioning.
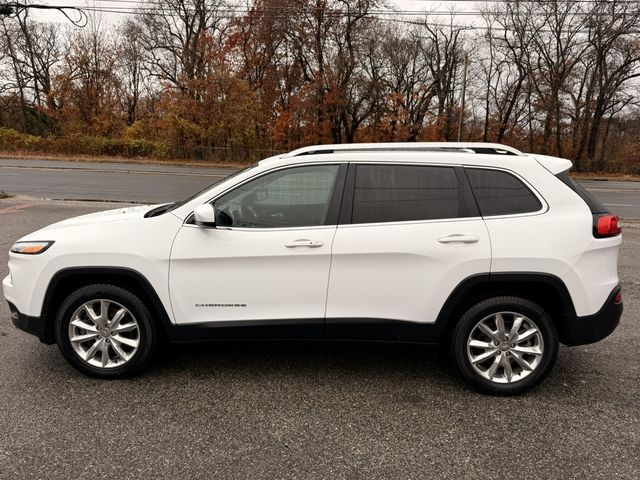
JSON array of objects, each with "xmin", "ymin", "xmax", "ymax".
[
  {"xmin": 0, "ymin": 127, "xmax": 250, "ymax": 169},
  {"xmin": 0, "ymin": 127, "xmax": 167, "ymax": 157}
]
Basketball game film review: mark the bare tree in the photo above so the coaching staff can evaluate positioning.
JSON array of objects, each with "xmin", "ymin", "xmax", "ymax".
[
  {"xmin": 481, "ymin": 2, "xmax": 541, "ymax": 145},
  {"xmin": 379, "ymin": 26, "xmax": 435, "ymax": 140},
  {"xmin": 15, "ymin": 16, "xmax": 60, "ymax": 111},
  {"xmin": 419, "ymin": 16, "xmax": 467, "ymax": 140},
  {"xmin": 118, "ymin": 20, "xmax": 151, "ymax": 126},
  {"xmin": 136, "ymin": 0, "xmax": 227, "ymax": 94},
  {"xmin": 56, "ymin": 15, "xmax": 122, "ymax": 135},
  {"xmin": 576, "ymin": 0, "xmax": 640, "ymax": 169}
]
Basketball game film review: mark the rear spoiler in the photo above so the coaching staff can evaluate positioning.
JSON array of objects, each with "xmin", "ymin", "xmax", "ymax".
[{"xmin": 529, "ymin": 154, "xmax": 573, "ymax": 175}]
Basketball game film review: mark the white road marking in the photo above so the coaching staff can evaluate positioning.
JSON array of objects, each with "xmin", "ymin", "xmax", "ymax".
[
  {"xmin": 0, "ymin": 173, "xmax": 20, "ymax": 176},
  {"xmin": 1, "ymin": 166, "xmax": 224, "ymax": 177},
  {"xmin": 604, "ymin": 203, "xmax": 633, "ymax": 207}
]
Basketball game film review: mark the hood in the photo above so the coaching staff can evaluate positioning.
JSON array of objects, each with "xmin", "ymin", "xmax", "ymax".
[{"xmin": 35, "ymin": 204, "xmax": 157, "ymax": 232}]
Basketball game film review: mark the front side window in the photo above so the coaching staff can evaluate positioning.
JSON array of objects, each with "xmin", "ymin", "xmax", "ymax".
[
  {"xmin": 465, "ymin": 168, "xmax": 542, "ymax": 217},
  {"xmin": 213, "ymin": 165, "xmax": 340, "ymax": 228},
  {"xmin": 352, "ymin": 164, "xmax": 463, "ymax": 224}
]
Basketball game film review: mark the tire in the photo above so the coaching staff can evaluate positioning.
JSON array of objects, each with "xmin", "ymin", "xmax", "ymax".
[
  {"xmin": 55, "ymin": 284, "xmax": 157, "ymax": 378},
  {"xmin": 451, "ymin": 296, "xmax": 558, "ymax": 395}
]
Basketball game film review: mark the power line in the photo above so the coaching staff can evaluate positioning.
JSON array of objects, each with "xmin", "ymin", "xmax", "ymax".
[
  {"xmin": 85, "ymin": 0, "xmax": 640, "ymax": 3},
  {"xmin": 1, "ymin": 2, "xmax": 88, "ymax": 25},
  {"xmin": 39, "ymin": 2, "xmax": 640, "ymax": 17},
  {"xmin": 27, "ymin": 0, "xmax": 640, "ymax": 15},
  {"xmin": 16, "ymin": 0, "xmax": 640, "ymax": 35},
  {"xmin": 406, "ymin": 0, "xmax": 639, "ymax": 3},
  {"xmin": 380, "ymin": 15, "xmax": 640, "ymax": 33},
  {"xmin": 50, "ymin": 5, "xmax": 638, "ymax": 34}
]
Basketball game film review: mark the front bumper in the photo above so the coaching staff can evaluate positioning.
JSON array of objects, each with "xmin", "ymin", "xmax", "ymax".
[
  {"xmin": 7, "ymin": 302, "xmax": 50, "ymax": 344},
  {"xmin": 561, "ymin": 285, "xmax": 623, "ymax": 346}
]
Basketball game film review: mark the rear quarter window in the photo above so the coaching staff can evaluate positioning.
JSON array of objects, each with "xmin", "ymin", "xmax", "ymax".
[
  {"xmin": 465, "ymin": 168, "xmax": 542, "ymax": 217},
  {"xmin": 555, "ymin": 171, "xmax": 608, "ymax": 214}
]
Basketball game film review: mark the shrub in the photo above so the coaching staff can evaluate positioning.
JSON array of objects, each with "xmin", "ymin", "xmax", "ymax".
[
  {"xmin": 0, "ymin": 127, "xmax": 44, "ymax": 151},
  {"xmin": 0, "ymin": 127, "xmax": 168, "ymax": 159}
]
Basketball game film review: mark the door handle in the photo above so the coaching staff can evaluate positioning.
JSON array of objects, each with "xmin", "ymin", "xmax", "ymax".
[
  {"xmin": 285, "ymin": 239, "xmax": 325, "ymax": 248},
  {"xmin": 437, "ymin": 234, "xmax": 480, "ymax": 244}
]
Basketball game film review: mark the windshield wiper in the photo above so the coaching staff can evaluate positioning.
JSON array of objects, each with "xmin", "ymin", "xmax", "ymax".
[{"xmin": 144, "ymin": 203, "xmax": 174, "ymax": 218}]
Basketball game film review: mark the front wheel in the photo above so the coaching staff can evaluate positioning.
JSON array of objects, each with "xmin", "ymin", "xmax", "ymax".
[
  {"xmin": 55, "ymin": 284, "xmax": 157, "ymax": 378},
  {"xmin": 452, "ymin": 296, "xmax": 559, "ymax": 395}
]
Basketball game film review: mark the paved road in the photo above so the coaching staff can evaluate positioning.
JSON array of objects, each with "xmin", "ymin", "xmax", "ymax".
[
  {"xmin": 577, "ymin": 179, "xmax": 640, "ymax": 219},
  {"xmin": 0, "ymin": 158, "xmax": 235, "ymax": 204},
  {"xmin": 0, "ymin": 197, "xmax": 638, "ymax": 479},
  {"xmin": 1, "ymin": 158, "xmax": 639, "ymax": 217}
]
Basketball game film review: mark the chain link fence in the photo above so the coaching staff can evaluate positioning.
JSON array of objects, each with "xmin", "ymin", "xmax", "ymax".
[{"xmin": 169, "ymin": 145, "xmax": 288, "ymax": 164}]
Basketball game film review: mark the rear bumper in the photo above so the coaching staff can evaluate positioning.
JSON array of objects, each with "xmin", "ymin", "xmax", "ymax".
[
  {"xmin": 7, "ymin": 302, "xmax": 51, "ymax": 344},
  {"xmin": 561, "ymin": 285, "xmax": 623, "ymax": 346}
]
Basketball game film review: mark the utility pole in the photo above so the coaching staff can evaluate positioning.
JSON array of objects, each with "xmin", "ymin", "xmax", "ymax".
[{"xmin": 457, "ymin": 54, "xmax": 468, "ymax": 142}]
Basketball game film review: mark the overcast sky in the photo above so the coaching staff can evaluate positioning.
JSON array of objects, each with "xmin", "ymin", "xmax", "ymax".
[{"xmin": 26, "ymin": 1, "xmax": 483, "ymax": 27}]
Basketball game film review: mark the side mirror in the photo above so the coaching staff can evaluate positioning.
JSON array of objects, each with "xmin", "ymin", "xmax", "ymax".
[{"xmin": 193, "ymin": 204, "xmax": 216, "ymax": 228}]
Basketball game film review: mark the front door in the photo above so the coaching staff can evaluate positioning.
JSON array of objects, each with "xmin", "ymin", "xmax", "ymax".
[{"xmin": 169, "ymin": 163, "xmax": 345, "ymax": 337}]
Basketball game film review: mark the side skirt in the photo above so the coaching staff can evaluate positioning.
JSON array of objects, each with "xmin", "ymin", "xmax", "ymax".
[
  {"xmin": 168, "ymin": 318, "xmax": 442, "ymax": 344},
  {"xmin": 168, "ymin": 318, "xmax": 323, "ymax": 342}
]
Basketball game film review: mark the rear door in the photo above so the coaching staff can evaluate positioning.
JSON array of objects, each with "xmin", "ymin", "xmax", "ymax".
[{"xmin": 325, "ymin": 162, "xmax": 491, "ymax": 341}]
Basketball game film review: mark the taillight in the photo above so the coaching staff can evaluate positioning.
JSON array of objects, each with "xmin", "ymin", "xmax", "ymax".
[{"xmin": 593, "ymin": 214, "xmax": 622, "ymax": 238}]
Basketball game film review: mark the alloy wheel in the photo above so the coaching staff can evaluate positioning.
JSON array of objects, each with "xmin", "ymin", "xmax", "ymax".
[
  {"xmin": 466, "ymin": 311, "xmax": 544, "ymax": 384},
  {"xmin": 68, "ymin": 299, "xmax": 140, "ymax": 369}
]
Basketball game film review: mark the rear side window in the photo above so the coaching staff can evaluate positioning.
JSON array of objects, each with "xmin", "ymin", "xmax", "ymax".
[
  {"xmin": 555, "ymin": 171, "xmax": 608, "ymax": 214},
  {"xmin": 352, "ymin": 164, "xmax": 463, "ymax": 224},
  {"xmin": 465, "ymin": 168, "xmax": 542, "ymax": 216}
]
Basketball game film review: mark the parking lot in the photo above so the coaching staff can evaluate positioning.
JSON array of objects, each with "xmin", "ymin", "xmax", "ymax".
[{"xmin": 0, "ymin": 195, "xmax": 638, "ymax": 479}]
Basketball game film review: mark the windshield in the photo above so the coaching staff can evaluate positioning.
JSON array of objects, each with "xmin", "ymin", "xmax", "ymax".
[{"xmin": 157, "ymin": 163, "xmax": 259, "ymax": 215}]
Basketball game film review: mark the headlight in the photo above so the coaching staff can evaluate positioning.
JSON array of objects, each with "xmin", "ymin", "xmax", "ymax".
[{"xmin": 10, "ymin": 241, "xmax": 54, "ymax": 255}]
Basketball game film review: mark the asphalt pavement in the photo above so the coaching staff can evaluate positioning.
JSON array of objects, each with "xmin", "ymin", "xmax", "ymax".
[
  {"xmin": 0, "ymin": 197, "xmax": 638, "ymax": 479},
  {"xmin": 0, "ymin": 158, "xmax": 234, "ymax": 204},
  {"xmin": 1, "ymin": 158, "xmax": 639, "ymax": 218},
  {"xmin": 577, "ymin": 179, "xmax": 640, "ymax": 219}
]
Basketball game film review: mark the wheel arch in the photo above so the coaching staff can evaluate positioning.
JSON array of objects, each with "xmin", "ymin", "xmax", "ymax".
[
  {"xmin": 40, "ymin": 267, "xmax": 173, "ymax": 344},
  {"xmin": 436, "ymin": 273, "xmax": 576, "ymax": 346}
]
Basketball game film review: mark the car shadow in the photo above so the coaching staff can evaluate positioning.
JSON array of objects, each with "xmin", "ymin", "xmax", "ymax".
[{"xmin": 151, "ymin": 340, "xmax": 461, "ymax": 390}]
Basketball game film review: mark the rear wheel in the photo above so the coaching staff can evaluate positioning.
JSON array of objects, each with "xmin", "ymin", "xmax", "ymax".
[
  {"xmin": 452, "ymin": 296, "xmax": 558, "ymax": 395},
  {"xmin": 55, "ymin": 284, "xmax": 157, "ymax": 378}
]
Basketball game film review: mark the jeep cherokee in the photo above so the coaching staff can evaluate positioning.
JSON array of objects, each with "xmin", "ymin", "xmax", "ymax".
[{"xmin": 3, "ymin": 142, "xmax": 623, "ymax": 394}]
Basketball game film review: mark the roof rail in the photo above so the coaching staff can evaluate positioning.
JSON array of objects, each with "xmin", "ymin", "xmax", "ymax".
[{"xmin": 283, "ymin": 142, "xmax": 523, "ymax": 157}]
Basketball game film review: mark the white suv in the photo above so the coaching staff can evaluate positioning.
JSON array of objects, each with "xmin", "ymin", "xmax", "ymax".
[{"xmin": 3, "ymin": 143, "xmax": 623, "ymax": 394}]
